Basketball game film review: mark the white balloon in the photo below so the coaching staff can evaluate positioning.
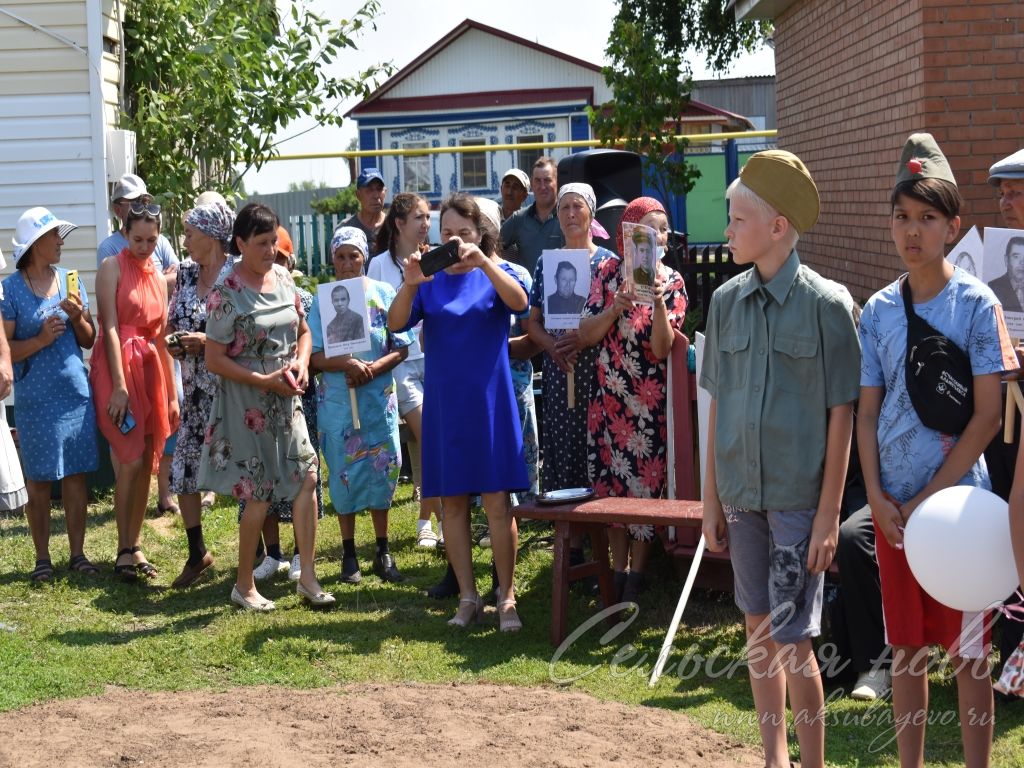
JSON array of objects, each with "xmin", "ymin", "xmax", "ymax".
[{"xmin": 904, "ymin": 485, "xmax": 1018, "ymax": 612}]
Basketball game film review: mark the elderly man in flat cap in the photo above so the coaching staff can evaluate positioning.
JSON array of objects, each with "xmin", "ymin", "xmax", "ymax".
[{"xmin": 986, "ymin": 147, "xmax": 1024, "ymax": 697}]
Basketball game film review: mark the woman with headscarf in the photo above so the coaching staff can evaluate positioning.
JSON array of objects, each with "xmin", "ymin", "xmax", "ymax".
[
  {"xmin": 577, "ymin": 197, "xmax": 688, "ymax": 602},
  {"xmin": 526, "ymin": 183, "xmax": 616, "ymax": 493},
  {"xmin": 310, "ymin": 227, "xmax": 411, "ymax": 584},
  {"xmin": 2, "ymin": 208, "xmax": 92, "ymax": 581},
  {"xmin": 388, "ymin": 193, "xmax": 529, "ymax": 631},
  {"xmin": 165, "ymin": 202, "xmax": 234, "ymax": 587}
]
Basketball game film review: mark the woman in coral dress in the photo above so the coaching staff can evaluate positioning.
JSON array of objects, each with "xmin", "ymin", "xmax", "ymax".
[{"xmin": 91, "ymin": 204, "xmax": 178, "ymax": 581}]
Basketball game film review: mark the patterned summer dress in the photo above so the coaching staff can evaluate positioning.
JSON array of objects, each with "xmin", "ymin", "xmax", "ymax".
[
  {"xmin": 309, "ymin": 278, "xmax": 411, "ymax": 513},
  {"xmin": 583, "ymin": 257, "xmax": 688, "ymax": 538},
  {"xmin": 198, "ymin": 264, "xmax": 317, "ymax": 501}
]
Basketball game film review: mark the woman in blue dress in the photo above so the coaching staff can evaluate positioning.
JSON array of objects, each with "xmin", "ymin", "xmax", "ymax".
[
  {"xmin": 2, "ymin": 207, "xmax": 98, "ymax": 581},
  {"xmin": 388, "ymin": 193, "xmax": 530, "ymax": 632},
  {"xmin": 309, "ymin": 227, "xmax": 411, "ymax": 585}
]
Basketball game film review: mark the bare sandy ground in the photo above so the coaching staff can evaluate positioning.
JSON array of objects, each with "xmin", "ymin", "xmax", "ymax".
[{"xmin": 0, "ymin": 682, "xmax": 765, "ymax": 768}]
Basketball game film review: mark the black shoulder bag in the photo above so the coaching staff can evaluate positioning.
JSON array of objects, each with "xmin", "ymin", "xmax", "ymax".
[{"xmin": 902, "ymin": 277, "xmax": 974, "ymax": 435}]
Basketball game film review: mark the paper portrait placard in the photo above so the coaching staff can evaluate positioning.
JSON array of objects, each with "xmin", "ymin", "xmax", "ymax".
[
  {"xmin": 542, "ymin": 248, "xmax": 591, "ymax": 330},
  {"xmin": 982, "ymin": 227, "xmax": 1024, "ymax": 337},
  {"xmin": 318, "ymin": 277, "xmax": 371, "ymax": 358},
  {"xmin": 947, "ymin": 225, "xmax": 983, "ymax": 279},
  {"xmin": 622, "ymin": 222, "xmax": 658, "ymax": 305}
]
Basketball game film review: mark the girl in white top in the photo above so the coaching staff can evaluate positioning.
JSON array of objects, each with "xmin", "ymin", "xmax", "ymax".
[{"xmin": 368, "ymin": 193, "xmax": 442, "ymax": 548}]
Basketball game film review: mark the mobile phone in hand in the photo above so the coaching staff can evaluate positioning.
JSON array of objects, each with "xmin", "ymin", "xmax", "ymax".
[
  {"xmin": 66, "ymin": 270, "xmax": 79, "ymax": 298},
  {"xmin": 418, "ymin": 240, "xmax": 460, "ymax": 277},
  {"xmin": 282, "ymin": 368, "xmax": 300, "ymax": 390},
  {"xmin": 119, "ymin": 411, "xmax": 136, "ymax": 434}
]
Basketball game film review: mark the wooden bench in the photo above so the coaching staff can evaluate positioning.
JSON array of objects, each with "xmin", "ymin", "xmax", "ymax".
[{"xmin": 513, "ymin": 497, "xmax": 710, "ymax": 645}]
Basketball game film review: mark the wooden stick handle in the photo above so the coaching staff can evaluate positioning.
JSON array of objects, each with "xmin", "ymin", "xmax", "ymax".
[
  {"xmin": 567, "ymin": 370, "xmax": 575, "ymax": 409},
  {"xmin": 349, "ymin": 386, "xmax": 361, "ymax": 430},
  {"xmin": 1006, "ymin": 381, "xmax": 1017, "ymax": 445}
]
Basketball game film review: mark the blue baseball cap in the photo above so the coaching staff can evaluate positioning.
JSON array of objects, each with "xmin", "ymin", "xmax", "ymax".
[{"xmin": 356, "ymin": 167, "xmax": 385, "ymax": 187}]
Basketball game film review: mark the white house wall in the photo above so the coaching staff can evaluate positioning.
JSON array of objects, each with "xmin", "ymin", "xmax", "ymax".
[
  {"xmin": 0, "ymin": 0, "xmax": 121, "ymax": 294},
  {"xmin": 388, "ymin": 27, "xmax": 612, "ymax": 103}
]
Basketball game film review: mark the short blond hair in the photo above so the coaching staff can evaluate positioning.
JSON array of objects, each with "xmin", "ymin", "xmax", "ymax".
[{"xmin": 726, "ymin": 178, "xmax": 800, "ymax": 248}]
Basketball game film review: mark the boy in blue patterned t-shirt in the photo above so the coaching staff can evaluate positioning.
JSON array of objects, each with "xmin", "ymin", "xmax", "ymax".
[{"xmin": 858, "ymin": 133, "xmax": 1018, "ymax": 768}]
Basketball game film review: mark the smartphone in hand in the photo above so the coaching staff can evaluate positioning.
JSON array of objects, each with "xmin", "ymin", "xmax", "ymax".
[
  {"xmin": 119, "ymin": 411, "xmax": 137, "ymax": 434},
  {"xmin": 66, "ymin": 270, "xmax": 79, "ymax": 298},
  {"xmin": 418, "ymin": 240, "xmax": 460, "ymax": 277}
]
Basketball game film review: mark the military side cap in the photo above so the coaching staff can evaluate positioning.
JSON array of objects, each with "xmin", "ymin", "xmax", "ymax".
[
  {"xmin": 988, "ymin": 147, "xmax": 1024, "ymax": 186},
  {"xmin": 739, "ymin": 150, "xmax": 820, "ymax": 234},
  {"xmin": 897, "ymin": 133, "xmax": 956, "ymax": 187}
]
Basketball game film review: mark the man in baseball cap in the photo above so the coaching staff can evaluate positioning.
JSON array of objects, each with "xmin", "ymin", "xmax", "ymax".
[
  {"xmin": 500, "ymin": 168, "xmax": 530, "ymax": 223},
  {"xmin": 341, "ymin": 167, "xmax": 387, "ymax": 257},
  {"xmin": 97, "ymin": 173, "xmax": 179, "ymax": 274}
]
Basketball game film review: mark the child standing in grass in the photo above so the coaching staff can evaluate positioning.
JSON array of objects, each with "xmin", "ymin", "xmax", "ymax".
[
  {"xmin": 701, "ymin": 150, "xmax": 861, "ymax": 768},
  {"xmin": 858, "ymin": 134, "xmax": 1018, "ymax": 768}
]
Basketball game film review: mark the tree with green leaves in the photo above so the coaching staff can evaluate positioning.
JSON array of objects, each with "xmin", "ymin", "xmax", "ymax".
[
  {"xmin": 589, "ymin": 0, "xmax": 770, "ymax": 234},
  {"xmin": 310, "ymin": 186, "xmax": 359, "ymax": 216},
  {"xmin": 122, "ymin": 0, "xmax": 392, "ymax": 238}
]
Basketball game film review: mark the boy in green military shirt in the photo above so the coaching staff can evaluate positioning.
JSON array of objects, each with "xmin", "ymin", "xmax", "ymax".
[{"xmin": 700, "ymin": 150, "xmax": 861, "ymax": 768}]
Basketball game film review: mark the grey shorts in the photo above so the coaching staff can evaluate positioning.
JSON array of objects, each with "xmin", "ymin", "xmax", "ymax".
[
  {"xmin": 723, "ymin": 505, "xmax": 823, "ymax": 644},
  {"xmin": 394, "ymin": 358, "xmax": 425, "ymax": 416}
]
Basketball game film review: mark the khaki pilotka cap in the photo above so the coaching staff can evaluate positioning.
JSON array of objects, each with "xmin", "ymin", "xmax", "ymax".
[
  {"xmin": 738, "ymin": 150, "xmax": 820, "ymax": 235},
  {"xmin": 896, "ymin": 132, "xmax": 956, "ymax": 187}
]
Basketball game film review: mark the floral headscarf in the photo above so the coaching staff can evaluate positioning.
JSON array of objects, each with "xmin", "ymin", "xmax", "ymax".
[
  {"xmin": 186, "ymin": 203, "xmax": 235, "ymax": 251},
  {"xmin": 616, "ymin": 197, "xmax": 666, "ymax": 257},
  {"xmin": 331, "ymin": 226, "xmax": 367, "ymax": 258},
  {"xmin": 556, "ymin": 183, "xmax": 610, "ymax": 240}
]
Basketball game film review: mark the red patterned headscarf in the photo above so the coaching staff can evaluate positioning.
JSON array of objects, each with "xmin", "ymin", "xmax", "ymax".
[{"xmin": 616, "ymin": 197, "xmax": 666, "ymax": 257}]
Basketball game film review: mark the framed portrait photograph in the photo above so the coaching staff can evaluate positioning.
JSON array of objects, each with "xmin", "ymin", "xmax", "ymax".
[
  {"xmin": 318, "ymin": 277, "xmax": 371, "ymax": 357},
  {"xmin": 622, "ymin": 222, "xmax": 657, "ymax": 305},
  {"xmin": 982, "ymin": 227, "xmax": 1024, "ymax": 336},
  {"xmin": 541, "ymin": 248, "xmax": 591, "ymax": 330}
]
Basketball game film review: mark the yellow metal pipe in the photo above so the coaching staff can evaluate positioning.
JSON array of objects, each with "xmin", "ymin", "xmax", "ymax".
[{"xmin": 264, "ymin": 130, "xmax": 779, "ymax": 162}]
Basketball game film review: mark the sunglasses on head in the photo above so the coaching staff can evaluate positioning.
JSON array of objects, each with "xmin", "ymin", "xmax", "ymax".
[{"xmin": 128, "ymin": 202, "xmax": 161, "ymax": 216}]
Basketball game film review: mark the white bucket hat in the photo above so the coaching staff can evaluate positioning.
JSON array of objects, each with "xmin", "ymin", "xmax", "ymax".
[{"xmin": 12, "ymin": 207, "xmax": 77, "ymax": 263}]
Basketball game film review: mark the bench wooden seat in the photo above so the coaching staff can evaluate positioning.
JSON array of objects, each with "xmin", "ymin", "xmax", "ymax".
[{"xmin": 513, "ymin": 497, "xmax": 710, "ymax": 646}]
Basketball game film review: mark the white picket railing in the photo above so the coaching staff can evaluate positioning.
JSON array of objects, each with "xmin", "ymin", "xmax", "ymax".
[{"xmin": 288, "ymin": 213, "xmax": 346, "ymax": 276}]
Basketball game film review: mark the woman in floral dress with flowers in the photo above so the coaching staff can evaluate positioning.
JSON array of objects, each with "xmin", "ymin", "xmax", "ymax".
[
  {"xmin": 166, "ymin": 202, "xmax": 233, "ymax": 588},
  {"xmin": 526, "ymin": 184, "xmax": 615, "ymax": 493},
  {"xmin": 199, "ymin": 203, "xmax": 330, "ymax": 611},
  {"xmin": 309, "ymin": 227, "xmax": 411, "ymax": 585},
  {"xmin": 578, "ymin": 197, "xmax": 688, "ymax": 603}
]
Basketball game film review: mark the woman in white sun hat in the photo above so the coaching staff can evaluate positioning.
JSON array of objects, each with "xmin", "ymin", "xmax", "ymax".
[{"xmin": 3, "ymin": 209, "xmax": 92, "ymax": 581}]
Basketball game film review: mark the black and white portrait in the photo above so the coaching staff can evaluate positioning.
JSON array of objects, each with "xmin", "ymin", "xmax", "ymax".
[
  {"xmin": 541, "ymin": 248, "xmax": 591, "ymax": 330},
  {"xmin": 318, "ymin": 277, "xmax": 371, "ymax": 356},
  {"xmin": 984, "ymin": 227, "xmax": 1024, "ymax": 335}
]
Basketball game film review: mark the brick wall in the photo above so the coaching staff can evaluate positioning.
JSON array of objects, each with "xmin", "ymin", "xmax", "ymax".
[{"xmin": 773, "ymin": 0, "xmax": 1023, "ymax": 301}]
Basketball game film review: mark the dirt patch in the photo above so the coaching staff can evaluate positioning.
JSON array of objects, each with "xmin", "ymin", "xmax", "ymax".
[{"xmin": 0, "ymin": 682, "xmax": 763, "ymax": 768}]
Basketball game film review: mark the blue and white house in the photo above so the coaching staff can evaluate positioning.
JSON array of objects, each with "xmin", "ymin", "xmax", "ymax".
[
  {"xmin": 346, "ymin": 19, "xmax": 752, "ymax": 206},
  {"xmin": 346, "ymin": 19, "xmax": 607, "ymax": 205}
]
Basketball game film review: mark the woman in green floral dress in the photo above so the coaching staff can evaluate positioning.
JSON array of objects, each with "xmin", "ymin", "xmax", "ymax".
[{"xmin": 199, "ymin": 203, "xmax": 332, "ymax": 612}]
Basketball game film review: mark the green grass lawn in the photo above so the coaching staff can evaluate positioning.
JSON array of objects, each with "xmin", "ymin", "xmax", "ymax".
[{"xmin": 1, "ymin": 482, "xmax": 1023, "ymax": 767}]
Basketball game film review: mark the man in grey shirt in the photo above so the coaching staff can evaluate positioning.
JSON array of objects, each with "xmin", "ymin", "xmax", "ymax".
[
  {"xmin": 96, "ymin": 173, "xmax": 179, "ymax": 273},
  {"xmin": 500, "ymin": 156, "xmax": 564, "ymax": 278}
]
